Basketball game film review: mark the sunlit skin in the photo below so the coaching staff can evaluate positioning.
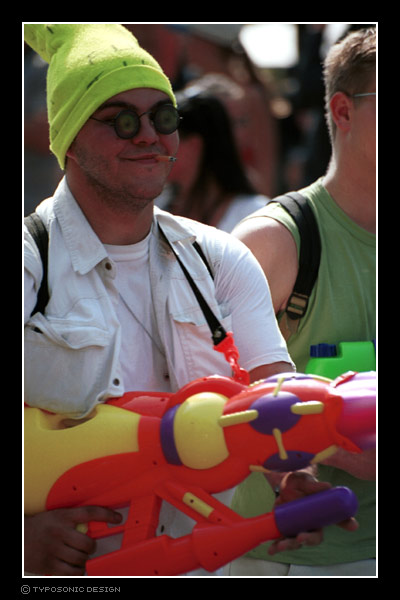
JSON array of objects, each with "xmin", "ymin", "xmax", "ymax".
[
  {"xmin": 65, "ymin": 88, "xmax": 180, "ymax": 245},
  {"xmin": 324, "ymin": 79, "xmax": 376, "ymax": 234}
]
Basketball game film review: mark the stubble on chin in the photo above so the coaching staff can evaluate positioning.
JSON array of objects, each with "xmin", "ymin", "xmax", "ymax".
[
  {"xmin": 89, "ymin": 175, "xmax": 156, "ymax": 214},
  {"xmin": 72, "ymin": 150, "xmax": 164, "ymax": 215}
]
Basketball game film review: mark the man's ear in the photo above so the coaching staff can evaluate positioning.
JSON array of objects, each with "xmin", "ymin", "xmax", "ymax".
[
  {"xmin": 329, "ymin": 91, "xmax": 352, "ymax": 134},
  {"xmin": 65, "ymin": 142, "xmax": 76, "ymax": 161}
]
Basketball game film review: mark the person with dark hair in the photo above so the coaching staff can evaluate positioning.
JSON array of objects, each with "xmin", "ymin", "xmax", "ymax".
[{"xmin": 159, "ymin": 80, "xmax": 269, "ymax": 231}]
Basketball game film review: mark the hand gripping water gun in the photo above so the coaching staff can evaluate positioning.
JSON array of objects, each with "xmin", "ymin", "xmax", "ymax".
[{"xmin": 24, "ymin": 370, "xmax": 375, "ymax": 576}]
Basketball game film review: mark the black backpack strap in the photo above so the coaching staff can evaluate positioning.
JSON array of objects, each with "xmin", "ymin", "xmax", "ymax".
[
  {"xmin": 23, "ymin": 214, "xmax": 214, "ymax": 318},
  {"xmin": 158, "ymin": 223, "xmax": 225, "ymax": 345},
  {"xmin": 272, "ymin": 192, "xmax": 321, "ymax": 321},
  {"xmin": 192, "ymin": 240, "xmax": 214, "ymax": 280},
  {"xmin": 24, "ymin": 213, "xmax": 49, "ymax": 316}
]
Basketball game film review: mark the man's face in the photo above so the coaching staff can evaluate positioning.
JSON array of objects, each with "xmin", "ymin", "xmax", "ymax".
[{"xmin": 67, "ymin": 88, "xmax": 179, "ymax": 208}]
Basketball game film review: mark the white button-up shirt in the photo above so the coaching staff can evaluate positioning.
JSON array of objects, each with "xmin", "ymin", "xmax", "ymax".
[{"xmin": 24, "ymin": 177, "xmax": 291, "ymax": 418}]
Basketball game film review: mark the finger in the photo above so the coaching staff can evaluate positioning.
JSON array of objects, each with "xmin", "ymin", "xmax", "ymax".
[
  {"xmin": 301, "ymin": 479, "xmax": 331, "ymax": 493},
  {"xmin": 275, "ymin": 481, "xmax": 331, "ymax": 505},
  {"xmin": 296, "ymin": 529, "xmax": 324, "ymax": 547},
  {"xmin": 268, "ymin": 537, "xmax": 303, "ymax": 556},
  {"xmin": 56, "ymin": 543, "xmax": 90, "ymax": 569},
  {"xmin": 277, "ymin": 472, "xmax": 332, "ymax": 503},
  {"xmin": 63, "ymin": 527, "xmax": 97, "ymax": 554},
  {"xmin": 68, "ymin": 506, "xmax": 123, "ymax": 525},
  {"xmin": 44, "ymin": 541, "xmax": 92, "ymax": 576},
  {"xmin": 49, "ymin": 557, "xmax": 87, "ymax": 577},
  {"xmin": 337, "ymin": 517, "xmax": 359, "ymax": 532},
  {"xmin": 268, "ymin": 528, "xmax": 324, "ymax": 556}
]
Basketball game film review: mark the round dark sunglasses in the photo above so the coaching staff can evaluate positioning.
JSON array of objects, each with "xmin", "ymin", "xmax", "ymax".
[{"xmin": 91, "ymin": 104, "xmax": 181, "ymax": 139}]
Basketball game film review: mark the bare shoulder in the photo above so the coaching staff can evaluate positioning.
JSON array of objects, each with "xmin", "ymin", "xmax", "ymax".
[
  {"xmin": 233, "ymin": 216, "xmax": 297, "ymax": 263},
  {"xmin": 233, "ymin": 216, "xmax": 298, "ymax": 313}
]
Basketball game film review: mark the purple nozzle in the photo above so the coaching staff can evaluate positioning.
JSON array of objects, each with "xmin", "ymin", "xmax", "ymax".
[{"xmin": 274, "ymin": 487, "xmax": 358, "ymax": 537}]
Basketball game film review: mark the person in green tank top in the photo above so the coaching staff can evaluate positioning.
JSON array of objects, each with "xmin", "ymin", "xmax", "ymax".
[{"xmin": 230, "ymin": 27, "xmax": 376, "ymax": 576}]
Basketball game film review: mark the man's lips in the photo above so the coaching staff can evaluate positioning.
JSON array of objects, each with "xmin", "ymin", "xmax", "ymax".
[
  {"xmin": 121, "ymin": 154, "xmax": 176, "ymax": 164},
  {"xmin": 121, "ymin": 153, "xmax": 159, "ymax": 163}
]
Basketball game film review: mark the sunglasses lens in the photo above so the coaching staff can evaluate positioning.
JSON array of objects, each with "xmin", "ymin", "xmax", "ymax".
[
  {"xmin": 113, "ymin": 106, "xmax": 180, "ymax": 139},
  {"xmin": 154, "ymin": 105, "xmax": 180, "ymax": 135},
  {"xmin": 115, "ymin": 111, "xmax": 139, "ymax": 139}
]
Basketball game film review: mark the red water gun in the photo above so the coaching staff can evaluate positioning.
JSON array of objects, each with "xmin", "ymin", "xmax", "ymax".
[{"xmin": 24, "ymin": 370, "xmax": 375, "ymax": 576}]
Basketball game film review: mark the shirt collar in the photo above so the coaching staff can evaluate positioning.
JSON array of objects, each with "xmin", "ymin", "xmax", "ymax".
[
  {"xmin": 51, "ymin": 179, "xmax": 197, "ymax": 274},
  {"xmin": 153, "ymin": 206, "xmax": 196, "ymax": 247},
  {"xmin": 53, "ymin": 177, "xmax": 108, "ymax": 275}
]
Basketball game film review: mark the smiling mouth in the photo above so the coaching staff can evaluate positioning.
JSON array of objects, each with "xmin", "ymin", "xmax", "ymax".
[
  {"xmin": 122, "ymin": 154, "xmax": 176, "ymax": 165},
  {"xmin": 123, "ymin": 154, "xmax": 158, "ymax": 163}
]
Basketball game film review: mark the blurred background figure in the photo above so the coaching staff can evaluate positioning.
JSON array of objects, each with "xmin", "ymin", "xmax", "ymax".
[
  {"xmin": 126, "ymin": 24, "xmax": 278, "ymax": 198},
  {"xmin": 156, "ymin": 77, "xmax": 269, "ymax": 231},
  {"xmin": 262, "ymin": 23, "xmax": 375, "ymax": 191},
  {"xmin": 24, "ymin": 44, "xmax": 63, "ymax": 216},
  {"xmin": 24, "ymin": 23, "xmax": 376, "ymax": 214}
]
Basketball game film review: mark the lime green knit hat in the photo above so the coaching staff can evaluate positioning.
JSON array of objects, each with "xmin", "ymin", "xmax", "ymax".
[{"xmin": 24, "ymin": 24, "xmax": 177, "ymax": 169}]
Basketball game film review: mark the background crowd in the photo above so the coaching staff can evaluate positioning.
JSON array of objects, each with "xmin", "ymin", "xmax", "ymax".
[{"xmin": 24, "ymin": 23, "xmax": 375, "ymax": 223}]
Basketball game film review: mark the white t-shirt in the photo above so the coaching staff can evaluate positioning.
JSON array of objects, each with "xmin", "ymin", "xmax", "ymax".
[
  {"xmin": 217, "ymin": 194, "xmax": 269, "ymax": 233},
  {"xmin": 104, "ymin": 227, "xmax": 172, "ymax": 394}
]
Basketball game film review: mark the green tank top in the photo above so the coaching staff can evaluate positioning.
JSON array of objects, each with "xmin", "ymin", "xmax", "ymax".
[{"xmin": 231, "ymin": 178, "xmax": 376, "ymax": 565}]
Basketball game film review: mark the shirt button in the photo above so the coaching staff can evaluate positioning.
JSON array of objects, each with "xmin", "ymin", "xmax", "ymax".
[
  {"xmin": 105, "ymin": 262, "xmax": 112, "ymax": 271},
  {"xmin": 113, "ymin": 378, "xmax": 120, "ymax": 386}
]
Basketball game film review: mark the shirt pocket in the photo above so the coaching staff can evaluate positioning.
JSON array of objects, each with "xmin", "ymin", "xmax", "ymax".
[
  {"xmin": 24, "ymin": 305, "xmax": 116, "ymax": 417},
  {"xmin": 169, "ymin": 303, "xmax": 234, "ymax": 383},
  {"xmin": 26, "ymin": 309, "xmax": 111, "ymax": 348}
]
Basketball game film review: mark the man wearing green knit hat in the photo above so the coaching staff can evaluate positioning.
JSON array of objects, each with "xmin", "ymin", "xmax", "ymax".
[
  {"xmin": 24, "ymin": 24, "xmax": 349, "ymax": 577},
  {"xmin": 24, "ymin": 23, "xmax": 177, "ymax": 170}
]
